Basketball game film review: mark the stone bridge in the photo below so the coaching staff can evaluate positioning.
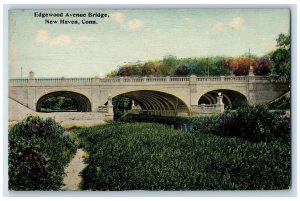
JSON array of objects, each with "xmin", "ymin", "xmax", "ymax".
[{"xmin": 9, "ymin": 71, "xmax": 289, "ymax": 117}]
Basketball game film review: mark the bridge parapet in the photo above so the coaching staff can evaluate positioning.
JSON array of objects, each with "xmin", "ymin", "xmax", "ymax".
[{"xmin": 9, "ymin": 75, "xmax": 284, "ymax": 86}]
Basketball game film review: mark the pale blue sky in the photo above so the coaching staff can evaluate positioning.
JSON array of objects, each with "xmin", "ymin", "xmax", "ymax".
[{"xmin": 9, "ymin": 9, "xmax": 290, "ymax": 78}]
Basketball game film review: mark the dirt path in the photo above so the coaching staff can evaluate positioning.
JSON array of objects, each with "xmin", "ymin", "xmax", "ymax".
[{"xmin": 62, "ymin": 149, "xmax": 86, "ymax": 191}]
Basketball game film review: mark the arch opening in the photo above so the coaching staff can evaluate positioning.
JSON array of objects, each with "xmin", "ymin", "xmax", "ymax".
[
  {"xmin": 112, "ymin": 90, "xmax": 189, "ymax": 117},
  {"xmin": 198, "ymin": 89, "xmax": 248, "ymax": 109},
  {"xmin": 36, "ymin": 91, "xmax": 92, "ymax": 112}
]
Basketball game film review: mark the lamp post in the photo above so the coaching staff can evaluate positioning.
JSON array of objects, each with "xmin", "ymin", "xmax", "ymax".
[
  {"xmin": 248, "ymin": 48, "xmax": 251, "ymax": 69},
  {"xmin": 207, "ymin": 58, "xmax": 209, "ymax": 77}
]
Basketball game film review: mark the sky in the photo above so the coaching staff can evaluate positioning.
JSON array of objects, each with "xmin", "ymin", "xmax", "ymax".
[{"xmin": 8, "ymin": 9, "xmax": 290, "ymax": 78}]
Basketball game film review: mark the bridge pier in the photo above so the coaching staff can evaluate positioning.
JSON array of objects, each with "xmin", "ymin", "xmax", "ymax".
[
  {"xmin": 105, "ymin": 94, "xmax": 114, "ymax": 120},
  {"xmin": 215, "ymin": 93, "xmax": 225, "ymax": 113}
]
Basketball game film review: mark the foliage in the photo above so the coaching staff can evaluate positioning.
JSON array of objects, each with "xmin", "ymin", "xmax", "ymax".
[
  {"xmin": 117, "ymin": 63, "xmax": 142, "ymax": 76},
  {"xmin": 141, "ymin": 62, "xmax": 158, "ymax": 76},
  {"xmin": 229, "ymin": 57, "xmax": 255, "ymax": 76},
  {"xmin": 175, "ymin": 65, "xmax": 190, "ymax": 76},
  {"xmin": 112, "ymin": 96, "xmax": 132, "ymax": 119},
  {"xmin": 108, "ymin": 56, "xmax": 233, "ymax": 77},
  {"xmin": 41, "ymin": 96, "xmax": 77, "ymax": 112},
  {"xmin": 254, "ymin": 57, "xmax": 272, "ymax": 75},
  {"xmin": 199, "ymin": 56, "xmax": 232, "ymax": 76},
  {"xmin": 268, "ymin": 93, "xmax": 291, "ymax": 110},
  {"xmin": 9, "ymin": 116, "xmax": 77, "ymax": 190},
  {"xmin": 79, "ymin": 122, "xmax": 290, "ymax": 190},
  {"xmin": 120, "ymin": 106, "xmax": 290, "ymax": 142},
  {"xmin": 159, "ymin": 55, "xmax": 178, "ymax": 75},
  {"xmin": 106, "ymin": 70, "xmax": 118, "ymax": 78},
  {"xmin": 106, "ymin": 33, "xmax": 290, "ymax": 79},
  {"xmin": 270, "ymin": 33, "xmax": 291, "ymax": 80}
]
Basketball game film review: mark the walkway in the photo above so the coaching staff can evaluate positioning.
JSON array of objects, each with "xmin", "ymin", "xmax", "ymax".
[{"xmin": 62, "ymin": 149, "xmax": 86, "ymax": 191}]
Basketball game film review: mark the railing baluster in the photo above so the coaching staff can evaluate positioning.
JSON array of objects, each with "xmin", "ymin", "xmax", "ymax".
[{"xmin": 9, "ymin": 75, "xmax": 276, "ymax": 86}]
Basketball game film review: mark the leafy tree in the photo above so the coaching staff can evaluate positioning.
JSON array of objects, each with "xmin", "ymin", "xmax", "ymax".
[
  {"xmin": 230, "ymin": 57, "xmax": 255, "ymax": 76},
  {"xmin": 106, "ymin": 70, "xmax": 118, "ymax": 77},
  {"xmin": 175, "ymin": 65, "xmax": 190, "ymax": 76},
  {"xmin": 117, "ymin": 66, "xmax": 134, "ymax": 76},
  {"xmin": 158, "ymin": 55, "xmax": 178, "ymax": 75},
  {"xmin": 141, "ymin": 62, "xmax": 158, "ymax": 76},
  {"xmin": 254, "ymin": 57, "xmax": 272, "ymax": 75},
  {"xmin": 189, "ymin": 58, "xmax": 207, "ymax": 76},
  {"xmin": 270, "ymin": 33, "xmax": 291, "ymax": 80},
  {"xmin": 117, "ymin": 64, "xmax": 142, "ymax": 76},
  {"xmin": 208, "ymin": 57, "xmax": 232, "ymax": 76}
]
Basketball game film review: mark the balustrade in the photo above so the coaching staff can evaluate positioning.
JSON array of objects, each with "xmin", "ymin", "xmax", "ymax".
[{"xmin": 9, "ymin": 75, "xmax": 275, "ymax": 86}]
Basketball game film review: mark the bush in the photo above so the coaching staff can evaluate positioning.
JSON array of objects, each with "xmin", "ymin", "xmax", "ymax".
[
  {"xmin": 120, "ymin": 106, "xmax": 290, "ymax": 142},
  {"xmin": 79, "ymin": 123, "xmax": 290, "ymax": 190},
  {"xmin": 9, "ymin": 116, "xmax": 77, "ymax": 190},
  {"xmin": 197, "ymin": 106, "xmax": 290, "ymax": 142}
]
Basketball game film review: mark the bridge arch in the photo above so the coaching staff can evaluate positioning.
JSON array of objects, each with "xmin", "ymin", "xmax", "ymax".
[
  {"xmin": 111, "ymin": 90, "xmax": 190, "ymax": 116},
  {"xmin": 36, "ymin": 91, "xmax": 92, "ymax": 112},
  {"xmin": 198, "ymin": 89, "xmax": 248, "ymax": 109}
]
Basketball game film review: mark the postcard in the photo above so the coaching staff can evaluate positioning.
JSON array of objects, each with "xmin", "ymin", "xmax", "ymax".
[{"xmin": 7, "ymin": 8, "xmax": 291, "ymax": 192}]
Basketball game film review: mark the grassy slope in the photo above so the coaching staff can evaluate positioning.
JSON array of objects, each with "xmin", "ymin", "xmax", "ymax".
[{"xmin": 79, "ymin": 122, "xmax": 290, "ymax": 190}]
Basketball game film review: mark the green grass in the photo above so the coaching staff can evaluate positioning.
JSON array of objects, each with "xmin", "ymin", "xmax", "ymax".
[{"xmin": 79, "ymin": 122, "xmax": 290, "ymax": 190}]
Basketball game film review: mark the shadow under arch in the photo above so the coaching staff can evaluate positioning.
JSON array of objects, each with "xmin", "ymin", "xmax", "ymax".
[
  {"xmin": 111, "ymin": 90, "xmax": 190, "ymax": 116},
  {"xmin": 36, "ymin": 91, "xmax": 92, "ymax": 112},
  {"xmin": 198, "ymin": 89, "xmax": 249, "ymax": 109}
]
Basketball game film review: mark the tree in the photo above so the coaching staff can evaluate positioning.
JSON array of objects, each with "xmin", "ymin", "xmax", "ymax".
[
  {"xmin": 188, "ymin": 58, "xmax": 207, "ymax": 76},
  {"xmin": 106, "ymin": 70, "xmax": 118, "ymax": 77},
  {"xmin": 208, "ymin": 57, "xmax": 232, "ymax": 76},
  {"xmin": 117, "ymin": 64, "xmax": 142, "ymax": 76},
  {"xmin": 141, "ymin": 62, "xmax": 158, "ymax": 76},
  {"xmin": 117, "ymin": 66, "xmax": 133, "ymax": 76},
  {"xmin": 158, "ymin": 55, "xmax": 178, "ymax": 75},
  {"xmin": 230, "ymin": 57, "xmax": 255, "ymax": 76},
  {"xmin": 270, "ymin": 33, "xmax": 291, "ymax": 80},
  {"xmin": 175, "ymin": 65, "xmax": 190, "ymax": 76},
  {"xmin": 254, "ymin": 57, "xmax": 272, "ymax": 75}
]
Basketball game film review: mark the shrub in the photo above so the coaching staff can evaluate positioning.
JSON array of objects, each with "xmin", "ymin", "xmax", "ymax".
[
  {"xmin": 203, "ymin": 106, "xmax": 290, "ymax": 142},
  {"xmin": 120, "ymin": 106, "xmax": 290, "ymax": 142},
  {"xmin": 9, "ymin": 116, "xmax": 77, "ymax": 190},
  {"xmin": 79, "ymin": 123, "xmax": 290, "ymax": 190}
]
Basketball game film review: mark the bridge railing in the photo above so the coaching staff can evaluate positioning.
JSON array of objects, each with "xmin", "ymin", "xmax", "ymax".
[
  {"xmin": 9, "ymin": 75, "xmax": 282, "ymax": 86},
  {"xmin": 9, "ymin": 79, "xmax": 29, "ymax": 84},
  {"xmin": 35, "ymin": 78, "xmax": 93, "ymax": 84},
  {"xmin": 197, "ymin": 77, "xmax": 221, "ymax": 82},
  {"xmin": 224, "ymin": 76, "xmax": 248, "ymax": 81},
  {"xmin": 191, "ymin": 104, "xmax": 217, "ymax": 110}
]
